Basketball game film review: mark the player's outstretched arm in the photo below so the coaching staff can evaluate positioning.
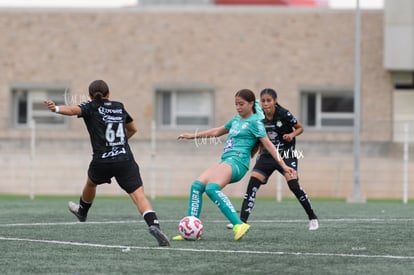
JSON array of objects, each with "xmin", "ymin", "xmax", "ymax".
[
  {"xmin": 259, "ymin": 137, "xmax": 296, "ymax": 177},
  {"xmin": 178, "ymin": 126, "xmax": 228, "ymax": 140},
  {"xmin": 44, "ymin": 100, "xmax": 82, "ymax": 116}
]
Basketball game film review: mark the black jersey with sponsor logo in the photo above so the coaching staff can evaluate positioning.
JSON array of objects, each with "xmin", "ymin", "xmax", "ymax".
[
  {"xmin": 79, "ymin": 100, "xmax": 134, "ymax": 163},
  {"xmin": 263, "ymin": 104, "xmax": 298, "ymax": 153}
]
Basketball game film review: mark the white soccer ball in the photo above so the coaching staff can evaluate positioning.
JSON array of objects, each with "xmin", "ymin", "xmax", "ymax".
[{"xmin": 178, "ymin": 216, "xmax": 203, "ymax": 241}]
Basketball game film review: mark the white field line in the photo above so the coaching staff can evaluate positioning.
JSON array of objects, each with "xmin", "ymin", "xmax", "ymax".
[
  {"xmin": 0, "ymin": 236, "xmax": 414, "ymax": 260},
  {"xmin": 1, "ymin": 219, "xmax": 414, "ymax": 260},
  {"xmin": 1, "ymin": 218, "xmax": 414, "ymax": 227}
]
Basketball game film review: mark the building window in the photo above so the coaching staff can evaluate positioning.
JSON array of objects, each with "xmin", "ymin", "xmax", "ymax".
[
  {"xmin": 11, "ymin": 84, "xmax": 69, "ymax": 128},
  {"xmin": 155, "ymin": 85, "xmax": 214, "ymax": 129},
  {"xmin": 300, "ymin": 90, "xmax": 354, "ymax": 129}
]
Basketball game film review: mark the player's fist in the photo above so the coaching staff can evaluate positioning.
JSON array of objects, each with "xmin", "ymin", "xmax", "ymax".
[{"xmin": 44, "ymin": 100, "xmax": 57, "ymax": 112}]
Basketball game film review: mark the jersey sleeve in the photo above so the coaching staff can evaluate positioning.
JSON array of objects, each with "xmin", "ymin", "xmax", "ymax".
[
  {"xmin": 252, "ymin": 119, "xmax": 267, "ymax": 138},
  {"xmin": 125, "ymin": 110, "xmax": 133, "ymax": 124},
  {"xmin": 78, "ymin": 101, "xmax": 91, "ymax": 118},
  {"xmin": 284, "ymin": 109, "xmax": 298, "ymax": 127},
  {"xmin": 224, "ymin": 117, "xmax": 235, "ymax": 130}
]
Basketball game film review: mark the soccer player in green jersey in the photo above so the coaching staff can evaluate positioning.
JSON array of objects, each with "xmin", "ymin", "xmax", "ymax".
[
  {"xmin": 173, "ymin": 89, "xmax": 295, "ymax": 241},
  {"xmin": 227, "ymin": 88, "xmax": 319, "ymax": 231}
]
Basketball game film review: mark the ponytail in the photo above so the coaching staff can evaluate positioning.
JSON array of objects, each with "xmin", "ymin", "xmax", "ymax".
[
  {"xmin": 254, "ymin": 99, "xmax": 265, "ymax": 120},
  {"xmin": 92, "ymin": 92, "xmax": 104, "ymax": 101},
  {"xmin": 88, "ymin": 80, "xmax": 109, "ymax": 102}
]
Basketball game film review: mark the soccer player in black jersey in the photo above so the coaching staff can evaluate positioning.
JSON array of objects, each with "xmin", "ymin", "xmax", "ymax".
[
  {"xmin": 227, "ymin": 88, "xmax": 319, "ymax": 231},
  {"xmin": 44, "ymin": 80, "xmax": 170, "ymax": 246}
]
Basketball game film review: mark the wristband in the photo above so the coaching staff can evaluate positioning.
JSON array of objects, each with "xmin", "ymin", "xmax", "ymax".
[{"xmin": 55, "ymin": 106, "xmax": 60, "ymax": 113}]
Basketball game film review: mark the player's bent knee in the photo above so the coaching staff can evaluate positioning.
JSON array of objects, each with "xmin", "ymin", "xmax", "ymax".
[{"xmin": 251, "ymin": 172, "xmax": 267, "ymax": 183}]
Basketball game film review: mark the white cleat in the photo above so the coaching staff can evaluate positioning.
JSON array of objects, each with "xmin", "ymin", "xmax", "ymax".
[
  {"xmin": 226, "ymin": 223, "xmax": 234, "ymax": 229},
  {"xmin": 309, "ymin": 219, "xmax": 319, "ymax": 230}
]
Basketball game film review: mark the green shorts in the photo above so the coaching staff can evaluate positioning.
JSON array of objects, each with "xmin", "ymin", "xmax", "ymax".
[{"xmin": 221, "ymin": 157, "xmax": 249, "ymax": 183}]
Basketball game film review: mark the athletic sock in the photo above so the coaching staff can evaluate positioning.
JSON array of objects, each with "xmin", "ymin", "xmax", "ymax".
[
  {"xmin": 143, "ymin": 210, "xmax": 160, "ymax": 228},
  {"xmin": 205, "ymin": 183, "xmax": 242, "ymax": 225},
  {"xmin": 187, "ymin": 180, "xmax": 205, "ymax": 218},
  {"xmin": 240, "ymin": 177, "xmax": 262, "ymax": 223},
  {"xmin": 78, "ymin": 196, "xmax": 92, "ymax": 216},
  {"xmin": 287, "ymin": 179, "xmax": 318, "ymax": 220}
]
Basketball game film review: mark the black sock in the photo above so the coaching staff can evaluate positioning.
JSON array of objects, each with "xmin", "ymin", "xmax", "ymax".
[
  {"xmin": 240, "ymin": 177, "xmax": 262, "ymax": 223},
  {"xmin": 143, "ymin": 211, "xmax": 160, "ymax": 228},
  {"xmin": 287, "ymin": 179, "xmax": 318, "ymax": 220},
  {"xmin": 78, "ymin": 197, "xmax": 92, "ymax": 217}
]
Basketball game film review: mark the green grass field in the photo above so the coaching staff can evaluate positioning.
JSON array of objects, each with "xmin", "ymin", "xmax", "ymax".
[{"xmin": 1, "ymin": 195, "xmax": 413, "ymax": 274}]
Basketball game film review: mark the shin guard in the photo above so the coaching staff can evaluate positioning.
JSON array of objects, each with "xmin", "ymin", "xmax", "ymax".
[
  {"xmin": 240, "ymin": 177, "xmax": 262, "ymax": 223},
  {"xmin": 287, "ymin": 179, "xmax": 317, "ymax": 220},
  {"xmin": 188, "ymin": 180, "xmax": 206, "ymax": 218},
  {"xmin": 205, "ymin": 183, "xmax": 242, "ymax": 225}
]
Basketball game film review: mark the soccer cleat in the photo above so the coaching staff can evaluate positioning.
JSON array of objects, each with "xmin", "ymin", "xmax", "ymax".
[
  {"xmin": 309, "ymin": 219, "xmax": 319, "ymax": 230},
  {"xmin": 233, "ymin": 223, "xmax": 250, "ymax": 241},
  {"xmin": 226, "ymin": 223, "xmax": 234, "ymax": 229},
  {"xmin": 68, "ymin": 201, "xmax": 87, "ymax": 222},
  {"xmin": 172, "ymin": 235, "xmax": 185, "ymax": 241},
  {"xmin": 171, "ymin": 235, "xmax": 201, "ymax": 241},
  {"xmin": 149, "ymin": 225, "xmax": 170, "ymax": 247}
]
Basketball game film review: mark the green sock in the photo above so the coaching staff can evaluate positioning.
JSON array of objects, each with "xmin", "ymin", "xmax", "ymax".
[
  {"xmin": 205, "ymin": 183, "xmax": 242, "ymax": 225},
  {"xmin": 187, "ymin": 180, "xmax": 205, "ymax": 218}
]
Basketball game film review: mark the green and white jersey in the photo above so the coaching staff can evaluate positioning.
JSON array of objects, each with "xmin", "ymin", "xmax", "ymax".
[{"xmin": 222, "ymin": 113, "xmax": 267, "ymax": 169}]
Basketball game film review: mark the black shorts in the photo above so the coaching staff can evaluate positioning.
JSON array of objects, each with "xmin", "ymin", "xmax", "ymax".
[
  {"xmin": 252, "ymin": 153, "xmax": 298, "ymax": 184},
  {"xmin": 87, "ymin": 160, "xmax": 143, "ymax": 194}
]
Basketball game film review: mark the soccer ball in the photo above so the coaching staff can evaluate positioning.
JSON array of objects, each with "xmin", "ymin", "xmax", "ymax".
[{"xmin": 178, "ymin": 216, "xmax": 203, "ymax": 241}]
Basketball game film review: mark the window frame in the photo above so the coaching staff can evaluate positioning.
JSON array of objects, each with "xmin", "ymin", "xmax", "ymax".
[
  {"xmin": 300, "ymin": 88, "xmax": 354, "ymax": 130},
  {"xmin": 10, "ymin": 83, "xmax": 70, "ymax": 129},
  {"xmin": 154, "ymin": 84, "xmax": 215, "ymax": 130}
]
